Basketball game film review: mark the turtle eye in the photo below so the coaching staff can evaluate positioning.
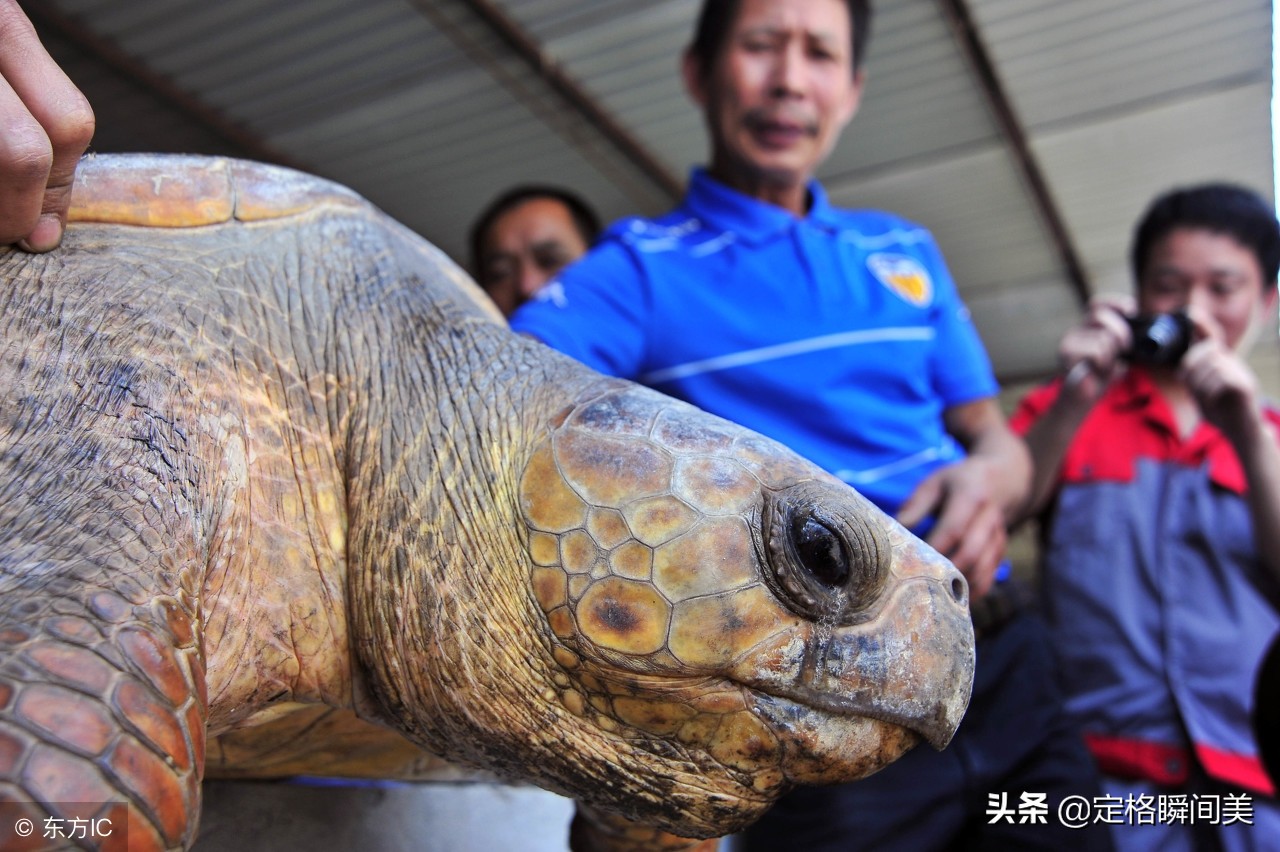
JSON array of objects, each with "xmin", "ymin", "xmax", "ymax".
[
  {"xmin": 761, "ymin": 482, "xmax": 891, "ymax": 624},
  {"xmin": 791, "ymin": 515, "xmax": 849, "ymax": 587}
]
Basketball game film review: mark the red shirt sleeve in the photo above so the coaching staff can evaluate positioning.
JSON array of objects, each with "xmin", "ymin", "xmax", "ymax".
[{"xmin": 1008, "ymin": 380, "xmax": 1063, "ymax": 437}]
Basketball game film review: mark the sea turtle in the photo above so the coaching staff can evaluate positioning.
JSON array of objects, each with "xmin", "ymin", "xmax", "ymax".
[{"xmin": 0, "ymin": 154, "xmax": 974, "ymax": 852}]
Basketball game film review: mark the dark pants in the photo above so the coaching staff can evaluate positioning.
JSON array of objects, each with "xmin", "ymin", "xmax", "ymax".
[{"xmin": 741, "ymin": 610, "xmax": 1114, "ymax": 851}]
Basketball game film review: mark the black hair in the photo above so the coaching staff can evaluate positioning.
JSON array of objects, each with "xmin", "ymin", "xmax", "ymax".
[
  {"xmin": 1131, "ymin": 183, "xmax": 1280, "ymax": 288},
  {"xmin": 687, "ymin": 0, "xmax": 872, "ymax": 77},
  {"xmin": 468, "ymin": 185, "xmax": 602, "ymax": 277}
]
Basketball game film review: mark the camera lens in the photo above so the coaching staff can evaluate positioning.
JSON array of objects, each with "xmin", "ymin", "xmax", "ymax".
[{"xmin": 1124, "ymin": 312, "xmax": 1191, "ymax": 367}]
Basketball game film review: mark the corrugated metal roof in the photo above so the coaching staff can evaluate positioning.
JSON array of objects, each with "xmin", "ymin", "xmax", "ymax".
[{"xmin": 23, "ymin": 0, "xmax": 1277, "ymax": 385}]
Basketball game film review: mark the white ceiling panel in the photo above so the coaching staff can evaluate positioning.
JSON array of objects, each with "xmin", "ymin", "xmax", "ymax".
[
  {"xmin": 969, "ymin": 282, "xmax": 1084, "ymax": 379},
  {"xmin": 1036, "ymin": 81, "xmax": 1275, "ymax": 295}
]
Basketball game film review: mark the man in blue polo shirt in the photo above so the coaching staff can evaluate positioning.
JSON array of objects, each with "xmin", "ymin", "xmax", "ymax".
[
  {"xmin": 513, "ymin": 0, "xmax": 1108, "ymax": 848},
  {"xmin": 518, "ymin": 176, "xmax": 998, "ymax": 527}
]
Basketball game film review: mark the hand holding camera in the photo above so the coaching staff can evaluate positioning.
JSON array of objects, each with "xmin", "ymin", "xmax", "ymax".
[
  {"xmin": 1056, "ymin": 296, "xmax": 1136, "ymax": 399},
  {"xmin": 1060, "ymin": 298, "xmax": 1195, "ymax": 394},
  {"xmin": 1061, "ymin": 298, "xmax": 1262, "ymax": 441}
]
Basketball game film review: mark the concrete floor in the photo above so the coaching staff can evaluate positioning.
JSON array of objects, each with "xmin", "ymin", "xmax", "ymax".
[
  {"xmin": 192, "ymin": 780, "xmax": 576, "ymax": 852},
  {"xmin": 191, "ymin": 780, "xmax": 744, "ymax": 851}
]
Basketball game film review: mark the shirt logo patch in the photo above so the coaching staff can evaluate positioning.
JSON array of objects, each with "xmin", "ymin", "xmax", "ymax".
[
  {"xmin": 867, "ymin": 253, "xmax": 933, "ymax": 307},
  {"xmin": 533, "ymin": 279, "xmax": 567, "ymax": 308}
]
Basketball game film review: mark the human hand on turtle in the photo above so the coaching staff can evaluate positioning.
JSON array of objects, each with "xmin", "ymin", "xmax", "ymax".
[{"xmin": 0, "ymin": 0, "xmax": 94, "ymax": 251}]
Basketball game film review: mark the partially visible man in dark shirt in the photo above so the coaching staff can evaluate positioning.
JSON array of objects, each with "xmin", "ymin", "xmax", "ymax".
[{"xmin": 469, "ymin": 185, "xmax": 600, "ymax": 317}]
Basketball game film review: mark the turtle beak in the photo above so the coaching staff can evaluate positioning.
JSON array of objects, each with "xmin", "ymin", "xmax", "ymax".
[
  {"xmin": 748, "ymin": 479, "xmax": 974, "ymax": 749},
  {"xmin": 801, "ymin": 562, "xmax": 975, "ymax": 750},
  {"xmin": 743, "ymin": 563, "xmax": 972, "ymax": 787},
  {"xmin": 736, "ymin": 521, "xmax": 974, "ymax": 762}
]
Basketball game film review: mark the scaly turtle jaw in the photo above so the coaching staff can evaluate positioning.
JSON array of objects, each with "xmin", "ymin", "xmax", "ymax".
[
  {"xmin": 749, "ymin": 691, "xmax": 923, "ymax": 786},
  {"xmin": 728, "ymin": 572, "xmax": 975, "ymax": 760},
  {"xmin": 751, "ymin": 677, "xmax": 959, "ymax": 753}
]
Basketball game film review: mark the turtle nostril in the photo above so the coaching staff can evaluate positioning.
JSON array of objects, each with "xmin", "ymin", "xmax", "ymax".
[
  {"xmin": 951, "ymin": 576, "xmax": 966, "ymax": 604},
  {"xmin": 791, "ymin": 515, "xmax": 850, "ymax": 587}
]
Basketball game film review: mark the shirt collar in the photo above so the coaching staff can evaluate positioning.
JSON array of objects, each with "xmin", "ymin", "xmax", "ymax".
[
  {"xmin": 1109, "ymin": 367, "xmax": 1190, "ymax": 438},
  {"xmin": 1109, "ymin": 366, "xmax": 1158, "ymax": 412},
  {"xmin": 682, "ymin": 168, "xmax": 839, "ymax": 243},
  {"xmin": 1111, "ymin": 365, "xmax": 1234, "ymax": 453},
  {"xmin": 1081, "ymin": 366, "xmax": 1270, "ymax": 494}
]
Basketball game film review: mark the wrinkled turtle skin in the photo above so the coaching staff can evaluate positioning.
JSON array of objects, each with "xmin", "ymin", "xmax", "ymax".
[{"xmin": 0, "ymin": 154, "xmax": 974, "ymax": 851}]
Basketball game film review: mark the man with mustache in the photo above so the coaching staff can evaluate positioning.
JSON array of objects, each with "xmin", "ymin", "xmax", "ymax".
[{"xmin": 511, "ymin": 0, "xmax": 1107, "ymax": 848}]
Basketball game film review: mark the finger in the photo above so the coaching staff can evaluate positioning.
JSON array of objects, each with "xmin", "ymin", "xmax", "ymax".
[
  {"xmin": 964, "ymin": 534, "xmax": 1004, "ymax": 600},
  {"xmin": 1076, "ymin": 333, "xmax": 1121, "ymax": 372},
  {"xmin": 1180, "ymin": 338, "xmax": 1215, "ymax": 374},
  {"xmin": 0, "ymin": 71, "xmax": 49, "ymax": 245},
  {"xmin": 896, "ymin": 475, "xmax": 943, "ymax": 531},
  {"xmin": 923, "ymin": 488, "xmax": 986, "ymax": 562},
  {"xmin": 1081, "ymin": 308, "xmax": 1131, "ymax": 365},
  {"xmin": 0, "ymin": 0, "xmax": 94, "ymax": 250},
  {"xmin": 1088, "ymin": 294, "xmax": 1136, "ymax": 324},
  {"xmin": 1184, "ymin": 345, "xmax": 1250, "ymax": 409},
  {"xmin": 925, "ymin": 513, "xmax": 965, "ymax": 560},
  {"xmin": 1063, "ymin": 313, "xmax": 1129, "ymax": 381},
  {"xmin": 941, "ymin": 503, "xmax": 1002, "ymax": 576},
  {"xmin": 1182, "ymin": 340, "xmax": 1232, "ymax": 385},
  {"xmin": 953, "ymin": 525, "xmax": 1005, "ymax": 601},
  {"xmin": 1094, "ymin": 308, "xmax": 1131, "ymax": 344}
]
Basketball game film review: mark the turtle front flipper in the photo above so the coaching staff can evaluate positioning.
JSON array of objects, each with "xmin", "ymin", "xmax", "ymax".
[
  {"xmin": 0, "ymin": 284, "xmax": 208, "ymax": 851},
  {"xmin": 0, "ymin": 581, "xmax": 205, "ymax": 851}
]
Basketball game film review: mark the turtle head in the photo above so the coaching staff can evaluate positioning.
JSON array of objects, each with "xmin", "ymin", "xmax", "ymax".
[{"xmin": 516, "ymin": 383, "xmax": 974, "ymax": 836}]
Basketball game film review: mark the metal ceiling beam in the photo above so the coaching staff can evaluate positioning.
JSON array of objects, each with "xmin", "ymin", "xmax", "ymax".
[
  {"xmin": 412, "ymin": 0, "xmax": 683, "ymax": 207},
  {"xmin": 936, "ymin": 0, "xmax": 1092, "ymax": 308},
  {"xmin": 23, "ymin": 3, "xmax": 303, "ymax": 171}
]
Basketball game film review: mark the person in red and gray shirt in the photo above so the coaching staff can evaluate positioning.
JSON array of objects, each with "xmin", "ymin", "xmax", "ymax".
[{"xmin": 1012, "ymin": 183, "xmax": 1280, "ymax": 851}]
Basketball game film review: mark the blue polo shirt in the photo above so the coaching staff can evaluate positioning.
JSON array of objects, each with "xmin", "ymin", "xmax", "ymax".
[{"xmin": 510, "ymin": 169, "xmax": 997, "ymax": 516}]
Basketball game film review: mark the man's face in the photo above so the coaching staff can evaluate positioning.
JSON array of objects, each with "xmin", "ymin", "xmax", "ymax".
[
  {"xmin": 685, "ymin": 0, "xmax": 864, "ymax": 201},
  {"xmin": 1139, "ymin": 227, "xmax": 1273, "ymax": 351},
  {"xmin": 477, "ymin": 197, "xmax": 590, "ymax": 317}
]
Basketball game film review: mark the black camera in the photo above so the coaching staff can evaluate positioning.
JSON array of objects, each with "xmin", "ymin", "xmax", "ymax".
[{"xmin": 1124, "ymin": 311, "xmax": 1192, "ymax": 367}]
